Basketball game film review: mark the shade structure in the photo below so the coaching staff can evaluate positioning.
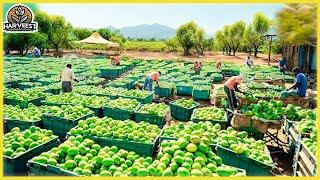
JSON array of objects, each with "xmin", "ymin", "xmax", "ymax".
[{"xmin": 77, "ymin": 32, "xmax": 119, "ymax": 47}]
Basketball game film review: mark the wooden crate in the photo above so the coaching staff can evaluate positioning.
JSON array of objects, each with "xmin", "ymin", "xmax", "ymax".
[{"xmin": 296, "ymin": 142, "xmax": 317, "ymax": 176}]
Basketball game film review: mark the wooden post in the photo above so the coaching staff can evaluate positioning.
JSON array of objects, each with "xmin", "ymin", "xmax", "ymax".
[{"xmin": 268, "ymin": 36, "xmax": 273, "ymax": 66}]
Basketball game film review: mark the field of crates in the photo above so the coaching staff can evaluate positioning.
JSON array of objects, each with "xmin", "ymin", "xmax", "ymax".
[{"xmin": 3, "ymin": 56, "xmax": 317, "ymax": 177}]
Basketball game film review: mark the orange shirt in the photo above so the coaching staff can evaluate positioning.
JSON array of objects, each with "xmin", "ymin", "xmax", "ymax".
[
  {"xmin": 225, "ymin": 76, "xmax": 242, "ymax": 90},
  {"xmin": 149, "ymin": 72, "xmax": 160, "ymax": 81}
]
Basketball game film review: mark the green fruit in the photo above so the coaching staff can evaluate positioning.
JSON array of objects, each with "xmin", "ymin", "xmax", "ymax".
[
  {"xmin": 190, "ymin": 135, "xmax": 201, "ymax": 144},
  {"xmin": 137, "ymin": 168, "xmax": 149, "ymax": 176},
  {"xmin": 162, "ymin": 168, "xmax": 173, "ymax": 176},
  {"xmin": 191, "ymin": 169, "xmax": 203, "ymax": 176},
  {"xmin": 65, "ymin": 160, "xmax": 77, "ymax": 169},
  {"xmin": 67, "ymin": 147, "xmax": 79, "ymax": 156},
  {"xmin": 177, "ymin": 167, "xmax": 190, "ymax": 176},
  {"xmin": 186, "ymin": 143, "xmax": 197, "ymax": 152},
  {"xmin": 102, "ymin": 157, "xmax": 114, "ymax": 167}
]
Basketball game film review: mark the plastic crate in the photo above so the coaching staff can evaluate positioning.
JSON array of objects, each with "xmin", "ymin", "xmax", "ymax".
[
  {"xmin": 100, "ymin": 68, "xmax": 123, "ymax": 78},
  {"xmin": 42, "ymin": 113, "xmax": 94, "ymax": 138},
  {"xmin": 169, "ymin": 101, "xmax": 200, "ymax": 121},
  {"xmin": 191, "ymin": 111, "xmax": 228, "ymax": 129},
  {"xmin": 216, "ymin": 144, "xmax": 273, "ymax": 176},
  {"xmin": 38, "ymin": 81, "xmax": 59, "ymax": 86},
  {"xmin": 103, "ymin": 104, "xmax": 140, "ymax": 120},
  {"xmin": 192, "ymin": 89, "xmax": 211, "ymax": 100},
  {"xmin": 4, "ymin": 97, "xmax": 45, "ymax": 109},
  {"xmin": 134, "ymin": 108, "xmax": 168, "ymax": 128},
  {"xmin": 176, "ymin": 85, "xmax": 193, "ymax": 96},
  {"xmin": 5, "ymin": 119, "xmax": 43, "ymax": 131},
  {"xmin": 4, "ymin": 136, "xmax": 59, "ymax": 176},
  {"xmin": 28, "ymin": 161, "xmax": 77, "ymax": 176},
  {"xmin": 81, "ymin": 134, "xmax": 159, "ymax": 157},
  {"xmin": 155, "ymin": 86, "xmax": 175, "ymax": 98}
]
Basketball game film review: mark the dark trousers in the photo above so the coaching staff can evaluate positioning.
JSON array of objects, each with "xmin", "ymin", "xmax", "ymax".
[
  {"xmin": 224, "ymin": 85, "xmax": 238, "ymax": 110},
  {"xmin": 62, "ymin": 81, "xmax": 72, "ymax": 93}
]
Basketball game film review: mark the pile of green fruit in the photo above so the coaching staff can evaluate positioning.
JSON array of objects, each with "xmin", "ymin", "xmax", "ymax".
[
  {"xmin": 295, "ymin": 119, "xmax": 316, "ymax": 134},
  {"xmin": 106, "ymin": 98, "xmax": 140, "ymax": 112},
  {"xmin": 44, "ymin": 93, "xmax": 109, "ymax": 108},
  {"xmin": 193, "ymin": 85, "xmax": 211, "ymax": 91},
  {"xmin": 241, "ymin": 100, "xmax": 285, "ymax": 120},
  {"xmin": 218, "ymin": 127, "xmax": 273, "ymax": 166},
  {"xmin": 4, "ymin": 104, "xmax": 48, "ymax": 121},
  {"xmin": 31, "ymin": 135, "xmax": 155, "ymax": 176},
  {"xmin": 158, "ymin": 82, "xmax": 176, "ymax": 89},
  {"xmin": 77, "ymin": 77, "xmax": 104, "ymax": 86},
  {"xmin": 193, "ymin": 80, "xmax": 211, "ymax": 86},
  {"xmin": 302, "ymin": 127, "xmax": 317, "ymax": 155},
  {"xmin": 4, "ymin": 126, "xmax": 56, "ymax": 158},
  {"xmin": 172, "ymin": 98, "xmax": 198, "ymax": 109},
  {"xmin": 38, "ymin": 77, "xmax": 59, "ymax": 83},
  {"xmin": 136, "ymin": 103, "xmax": 169, "ymax": 116},
  {"xmin": 216, "ymin": 87, "xmax": 226, "ymax": 96},
  {"xmin": 69, "ymin": 117, "xmax": 160, "ymax": 144},
  {"xmin": 162, "ymin": 121, "xmax": 221, "ymax": 145},
  {"xmin": 285, "ymin": 104, "xmax": 303, "ymax": 121},
  {"xmin": 47, "ymin": 83, "xmax": 61, "ymax": 89},
  {"xmin": 4, "ymin": 88, "xmax": 49, "ymax": 101},
  {"xmin": 192, "ymin": 107, "xmax": 225, "ymax": 121},
  {"xmin": 121, "ymin": 89, "xmax": 151, "ymax": 98},
  {"xmin": 151, "ymin": 136, "xmax": 246, "ymax": 176},
  {"xmin": 44, "ymin": 105, "xmax": 93, "ymax": 120}
]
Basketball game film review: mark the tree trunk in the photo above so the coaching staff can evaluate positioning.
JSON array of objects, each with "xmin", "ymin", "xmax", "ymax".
[
  {"xmin": 228, "ymin": 49, "xmax": 232, "ymax": 55},
  {"xmin": 233, "ymin": 49, "xmax": 236, "ymax": 56},
  {"xmin": 254, "ymin": 47, "xmax": 258, "ymax": 57}
]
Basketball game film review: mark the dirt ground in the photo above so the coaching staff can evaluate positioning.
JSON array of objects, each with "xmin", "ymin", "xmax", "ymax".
[{"xmin": 122, "ymin": 51, "xmax": 282, "ymax": 66}]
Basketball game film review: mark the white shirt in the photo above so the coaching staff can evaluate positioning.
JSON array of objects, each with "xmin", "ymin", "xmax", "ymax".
[{"xmin": 61, "ymin": 68, "xmax": 76, "ymax": 82}]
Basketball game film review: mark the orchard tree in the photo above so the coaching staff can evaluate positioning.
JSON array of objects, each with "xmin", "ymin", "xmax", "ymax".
[
  {"xmin": 165, "ymin": 37, "xmax": 179, "ymax": 52},
  {"xmin": 73, "ymin": 28, "xmax": 92, "ymax": 40},
  {"xmin": 50, "ymin": 15, "xmax": 73, "ymax": 52},
  {"xmin": 244, "ymin": 12, "xmax": 271, "ymax": 57},
  {"xmin": 194, "ymin": 27, "xmax": 211, "ymax": 55},
  {"xmin": 176, "ymin": 21, "xmax": 198, "ymax": 56},
  {"xmin": 229, "ymin": 20, "xmax": 246, "ymax": 55},
  {"xmin": 97, "ymin": 28, "xmax": 114, "ymax": 40},
  {"xmin": 276, "ymin": 4, "xmax": 316, "ymax": 45},
  {"xmin": 29, "ymin": 32, "xmax": 48, "ymax": 53}
]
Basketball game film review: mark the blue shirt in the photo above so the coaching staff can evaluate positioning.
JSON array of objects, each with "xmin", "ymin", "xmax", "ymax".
[
  {"xmin": 295, "ymin": 73, "xmax": 307, "ymax": 97},
  {"xmin": 34, "ymin": 48, "xmax": 41, "ymax": 56},
  {"xmin": 279, "ymin": 59, "xmax": 286, "ymax": 67}
]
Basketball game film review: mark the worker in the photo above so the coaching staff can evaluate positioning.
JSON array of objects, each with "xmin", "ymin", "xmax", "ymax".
[
  {"xmin": 33, "ymin": 47, "xmax": 41, "ymax": 57},
  {"xmin": 111, "ymin": 56, "xmax": 120, "ymax": 66},
  {"xmin": 279, "ymin": 58, "xmax": 287, "ymax": 74},
  {"xmin": 216, "ymin": 60, "xmax": 222, "ymax": 69},
  {"xmin": 224, "ymin": 75, "xmax": 245, "ymax": 110},
  {"xmin": 143, "ymin": 71, "xmax": 161, "ymax": 93},
  {"xmin": 246, "ymin": 56, "xmax": 253, "ymax": 68},
  {"xmin": 193, "ymin": 61, "xmax": 201, "ymax": 75},
  {"xmin": 287, "ymin": 67, "xmax": 307, "ymax": 97},
  {"xmin": 60, "ymin": 64, "xmax": 79, "ymax": 93}
]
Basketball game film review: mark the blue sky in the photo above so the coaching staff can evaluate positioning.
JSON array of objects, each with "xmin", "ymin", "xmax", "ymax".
[{"xmin": 39, "ymin": 4, "xmax": 284, "ymax": 34}]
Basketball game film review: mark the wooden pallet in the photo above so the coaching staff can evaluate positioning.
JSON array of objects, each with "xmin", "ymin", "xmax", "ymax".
[{"xmin": 295, "ymin": 142, "xmax": 317, "ymax": 176}]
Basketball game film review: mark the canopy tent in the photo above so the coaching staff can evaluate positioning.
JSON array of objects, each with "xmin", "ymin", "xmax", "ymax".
[{"xmin": 77, "ymin": 32, "xmax": 119, "ymax": 47}]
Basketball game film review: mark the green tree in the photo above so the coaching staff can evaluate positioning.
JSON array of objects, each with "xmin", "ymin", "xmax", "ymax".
[
  {"xmin": 165, "ymin": 37, "xmax": 179, "ymax": 52},
  {"xmin": 73, "ymin": 28, "xmax": 92, "ymax": 40},
  {"xmin": 214, "ymin": 30, "xmax": 228, "ymax": 54},
  {"xmin": 276, "ymin": 4, "xmax": 316, "ymax": 45},
  {"xmin": 244, "ymin": 12, "xmax": 271, "ymax": 57},
  {"xmin": 194, "ymin": 27, "xmax": 211, "ymax": 55},
  {"xmin": 49, "ymin": 15, "xmax": 73, "ymax": 52},
  {"xmin": 29, "ymin": 32, "xmax": 48, "ymax": 53},
  {"xmin": 229, "ymin": 21, "xmax": 246, "ymax": 55},
  {"xmin": 110, "ymin": 33, "xmax": 126, "ymax": 46},
  {"xmin": 97, "ymin": 28, "xmax": 114, "ymax": 40},
  {"xmin": 4, "ymin": 33, "xmax": 30, "ymax": 55},
  {"xmin": 176, "ymin": 21, "xmax": 198, "ymax": 56}
]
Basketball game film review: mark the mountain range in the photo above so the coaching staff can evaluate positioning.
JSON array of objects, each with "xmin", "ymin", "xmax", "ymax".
[{"xmin": 106, "ymin": 23, "xmax": 176, "ymax": 40}]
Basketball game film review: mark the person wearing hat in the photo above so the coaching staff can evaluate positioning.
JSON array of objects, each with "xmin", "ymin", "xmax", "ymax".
[
  {"xmin": 224, "ymin": 75, "xmax": 245, "ymax": 110},
  {"xmin": 60, "ymin": 64, "xmax": 79, "ymax": 93}
]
